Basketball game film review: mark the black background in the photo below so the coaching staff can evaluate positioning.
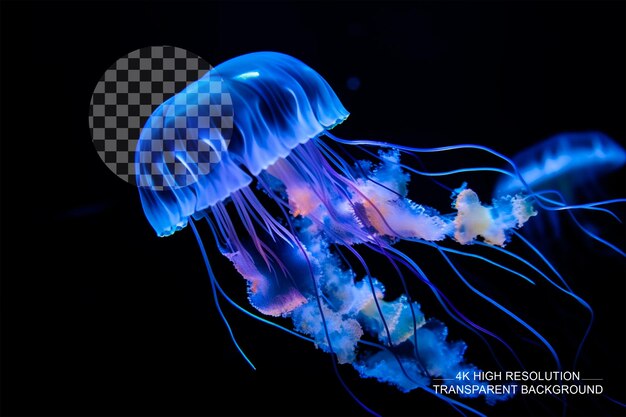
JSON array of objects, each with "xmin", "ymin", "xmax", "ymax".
[{"xmin": 1, "ymin": 1, "xmax": 625, "ymax": 416}]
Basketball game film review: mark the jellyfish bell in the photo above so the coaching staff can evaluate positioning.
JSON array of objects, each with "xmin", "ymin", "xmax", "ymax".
[
  {"xmin": 134, "ymin": 52, "xmax": 625, "ymax": 415},
  {"xmin": 137, "ymin": 52, "xmax": 348, "ymax": 237},
  {"xmin": 494, "ymin": 132, "xmax": 626, "ymax": 200},
  {"xmin": 493, "ymin": 132, "xmax": 626, "ymax": 255}
]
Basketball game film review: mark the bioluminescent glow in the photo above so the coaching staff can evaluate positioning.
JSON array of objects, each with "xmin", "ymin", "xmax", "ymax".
[
  {"xmin": 494, "ymin": 131, "xmax": 626, "ymax": 257},
  {"xmin": 135, "ymin": 52, "xmax": 625, "ymax": 416},
  {"xmin": 495, "ymin": 132, "xmax": 626, "ymax": 197}
]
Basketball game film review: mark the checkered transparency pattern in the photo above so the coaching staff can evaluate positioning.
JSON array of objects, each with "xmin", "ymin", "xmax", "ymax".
[
  {"xmin": 136, "ymin": 76, "xmax": 234, "ymax": 190},
  {"xmin": 88, "ymin": 46, "xmax": 213, "ymax": 185}
]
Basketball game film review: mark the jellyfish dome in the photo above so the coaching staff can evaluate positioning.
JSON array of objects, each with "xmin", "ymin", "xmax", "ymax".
[
  {"xmin": 494, "ymin": 131, "xmax": 626, "ymax": 197},
  {"xmin": 492, "ymin": 132, "xmax": 626, "ymax": 254},
  {"xmin": 137, "ymin": 52, "xmax": 348, "ymax": 237},
  {"xmin": 134, "ymin": 51, "xmax": 626, "ymax": 416}
]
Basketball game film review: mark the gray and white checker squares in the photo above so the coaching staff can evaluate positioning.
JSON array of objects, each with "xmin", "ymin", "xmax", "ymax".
[
  {"xmin": 89, "ymin": 46, "xmax": 214, "ymax": 186},
  {"xmin": 137, "ymin": 77, "xmax": 234, "ymax": 190}
]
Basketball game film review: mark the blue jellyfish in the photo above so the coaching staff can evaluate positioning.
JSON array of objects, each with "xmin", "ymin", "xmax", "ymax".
[
  {"xmin": 495, "ymin": 132, "xmax": 626, "ymax": 199},
  {"xmin": 494, "ymin": 132, "xmax": 626, "ymax": 256},
  {"xmin": 135, "ymin": 52, "xmax": 626, "ymax": 416}
]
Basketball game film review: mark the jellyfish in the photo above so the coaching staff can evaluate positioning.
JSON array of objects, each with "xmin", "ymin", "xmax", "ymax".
[
  {"xmin": 134, "ymin": 52, "xmax": 625, "ymax": 416},
  {"xmin": 494, "ymin": 132, "xmax": 626, "ymax": 256}
]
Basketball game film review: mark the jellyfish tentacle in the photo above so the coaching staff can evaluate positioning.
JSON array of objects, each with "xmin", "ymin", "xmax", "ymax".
[
  {"xmin": 189, "ymin": 219, "xmax": 256, "ymax": 370},
  {"xmin": 316, "ymin": 136, "xmax": 360, "ymax": 181},
  {"xmin": 325, "ymin": 131, "xmax": 525, "ymax": 184},
  {"xmin": 284, "ymin": 205, "xmax": 384, "ymax": 417},
  {"xmin": 431, "ymin": 243, "xmax": 537, "ymax": 286},
  {"xmin": 356, "ymin": 142, "xmax": 515, "ymax": 179},
  {"xmin": 339, "ymin": 242, "xmax": 400, "ymax": 348},
  {"xmin": 448, "ymin": 235, "xmax": 594, "ymax": 368},
  {"xmin": 230, "ymin": 192, "xmax": 274, "ymax": 269},
  {"xmin": 203, "ymin": 213, "xmax": 317, "ymax": 344},
  {"xmin": 566, "ymin": 209, "xmax": 626, "ymax": 257},
  {"xmin": 534, "ymin": 191, "xmax": 626, "ymax": 216},
  {"xmin": 434, "ymin": 244, "xmax": 561, "ymax": 370},
  {"xmin": 473, "ymin": 240, "xmax": 592, "ymax": 309},
  {"xmin": 382, "ymin": 244, "xmax": 526, "ymax": 369},
  {"xmin": 240, "ymin": 187, "xmax": 297, "ymax": 244},
  {"xmin": 527, "ymin": 190, "xmax": 626, "ymax": 257},
  {"xmin": 473, "ymin": 238, "xmax": 595, "ymax": 366},
  {"xmin": 212, "ymin": 203, "xmax": 250, "ymax": 261},
  {"xmin": 366, "ymin": 237, "xmax": 432, "ymax": 376},
  {"xmin": 511, "ymin": 230, "xmax": 572, "ymax": 291},
  {"xmin": 232, "ymin": 189, "xmax": 282, "ymax": 243},
  {"xmin": 530, "ymin": 187, "xmax": 625, "ymax": 218}
]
